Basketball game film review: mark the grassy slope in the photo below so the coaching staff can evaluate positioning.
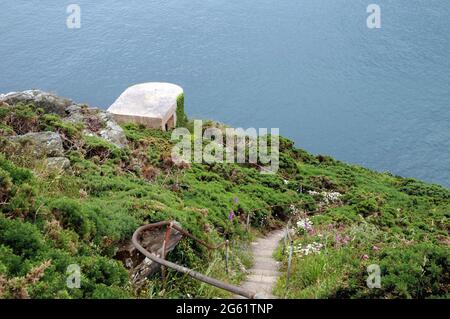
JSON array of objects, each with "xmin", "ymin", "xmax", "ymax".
[
  {"xmin": 0, "ymin": 102, "xmax": 449, "ymax": 299},
  {"xmin": 273, "ymin": 157, "xmax": 449, "ymax": 299}
]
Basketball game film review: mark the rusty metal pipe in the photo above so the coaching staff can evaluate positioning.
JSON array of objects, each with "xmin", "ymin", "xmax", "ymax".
[
  {"xmin": 132, "ymin": 222, "xmax": 258, "ymax": 299},
  {"xmin": 161, "ymin": 222, "xmax": 173, "ymax": 284}
]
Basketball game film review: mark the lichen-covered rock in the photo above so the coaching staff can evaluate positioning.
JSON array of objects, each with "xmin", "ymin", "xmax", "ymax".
[
  {"xmin": 65, "ymin": 105, "xmax": 127, "ymax": 148},
  {"xmin": 1, "ymin": 90, "xmax": 128, "ymax": 148},
  {"xmin": 0, "ymin": 90, "xmax": 72, "ymax": 116},
  {"xmin": 7, "ymin": 131, "xmax": 64, "ymax": 157},
  {"xmin": 97, "ymin": 111, "xmax": 128, "ymax": 149},
  {"xmin": 45, "ymin": 157, "xmax": 71, "ymax": 171}
]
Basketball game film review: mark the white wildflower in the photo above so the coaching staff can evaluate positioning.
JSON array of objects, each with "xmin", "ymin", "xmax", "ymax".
[
  {"xmin": 296, "ymin": 217, "xmax": 313, "ymax": 231},
  {"xmin": 294, "ymin": 242, "xmax": 323, "ymax": 257},
  {"xmin": 308, "ymin": 190, "xmax": 342, "ymax": 205}
]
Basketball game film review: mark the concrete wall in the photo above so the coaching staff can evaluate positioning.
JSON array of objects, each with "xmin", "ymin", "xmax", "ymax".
[
  {"xmin": 110, "ymin": 113, "xmax": 162, "ymax": 129},
  {"xmin": 111, "ymin": 112, "xmax": 176, "ymax": 131}
]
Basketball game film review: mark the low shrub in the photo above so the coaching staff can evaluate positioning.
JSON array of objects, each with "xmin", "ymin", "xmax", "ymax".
[
  {"xmin": 0, "ymin": 216, "xmax": 45, "ymax": 258},
  {"xmin": 49, "ymin": 198, "xmax": 93, "ymax": 238},
  {"xmin": 378, "ymin": 243, "xmax": 449, "ymax": 298}
]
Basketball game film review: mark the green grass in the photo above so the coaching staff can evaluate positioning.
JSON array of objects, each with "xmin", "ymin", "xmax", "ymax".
[{"xmin": 273, "ymin": 161, "xmax": 449, "ymax": 298}]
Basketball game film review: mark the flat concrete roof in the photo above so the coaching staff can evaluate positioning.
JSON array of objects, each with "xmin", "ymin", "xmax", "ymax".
[{"xmin": 107, "ymin": 82, "xmax": 183, "ymax": 120}]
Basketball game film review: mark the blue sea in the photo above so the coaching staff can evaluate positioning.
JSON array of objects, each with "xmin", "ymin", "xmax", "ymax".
[{"xmin": 1, "ymin": 1, "xmax": 449, "ymax": 186}]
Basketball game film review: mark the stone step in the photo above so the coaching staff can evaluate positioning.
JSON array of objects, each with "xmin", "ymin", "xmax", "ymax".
[
  {"xmin": 252, "ymin": 241, "xmax": 279, "ymax": 247},
  {"xmin": 240, "ymin": 282, "xmax": 275, "ymax": 297},
  {"xmin": 253, "ymin": 256, "xmax": 279, "ymax": 263},
  {"xmin": 250, "ymin": 269, "xmax": 281, "ymax": 276},
  {"xmin": 254, "ymin": 252, "xmax": 275, "ymax": 258},
  {"xmin": 237, "ymin": 229, "xmax": 284, "ymax": 299},
  {"xmin": 249, "ymin": 263, "xmax": 279, "ymax": 271},
  {"xmin": 246, "ymin": 274, "xmax": 279, "ymax": 284},
  {"xmin": 241, "ymin": 282, "xmax": 273, "ymax": 292}
]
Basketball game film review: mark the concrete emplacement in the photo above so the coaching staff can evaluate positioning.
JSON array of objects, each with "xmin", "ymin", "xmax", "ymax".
[{"xmin": 107, "ymin": 82, "xmax": 183, "ymax": 131}]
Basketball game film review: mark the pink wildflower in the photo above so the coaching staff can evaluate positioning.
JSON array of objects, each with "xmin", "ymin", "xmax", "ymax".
[
  {"xmin": 361, "ymin": 254, "xmax": 369, "ymax": 260},
  {"xmin": 372, "ymin": 245, "xmax": 380, "ymax": 251}
]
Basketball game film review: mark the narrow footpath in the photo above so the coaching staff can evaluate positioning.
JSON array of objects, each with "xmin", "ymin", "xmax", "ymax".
[{"xmin": 237, "ymin": 229, "xmax": 285, "ymax": 298}]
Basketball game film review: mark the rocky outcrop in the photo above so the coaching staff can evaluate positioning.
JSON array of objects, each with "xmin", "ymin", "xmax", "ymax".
[
  {"xmin": 45, "ymin": 157, "xmax": 71, "ymax": 171},
  {"xmin": 0, "ymin": 90, "xmax": 72, "ymax": 116},
  {"xmin": 65, "ymin": 105, "xmax": 127, "ymax": 149},
  {"xmin": 7, "ymin": 131, "xmax": 64, "ymax": 157},
  {"xmin": 0, "ymin": 90, "xmax": 128, "ymax": 149},
  {"xmin": 97, "ymin": 111, "xmax": 128, "ymax": 149}
]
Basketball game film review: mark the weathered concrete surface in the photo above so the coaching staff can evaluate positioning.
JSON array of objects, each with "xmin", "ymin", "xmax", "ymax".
[
  {"xmin": 237, "ymin": 229, "xmax": 284, "ymax": 298},
  {"xmin": 107, "ymin": 83, "xmax": 183, "ymax": 131}
]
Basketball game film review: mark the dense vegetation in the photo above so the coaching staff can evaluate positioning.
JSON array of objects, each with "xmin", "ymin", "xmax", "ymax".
[
  {"xmin": 273, "ymin": 154, "xmax": 449, "ymax": 299},
  {"xmin": 0, "ymin": 100, "xmax": 448, "ymax": 299}
]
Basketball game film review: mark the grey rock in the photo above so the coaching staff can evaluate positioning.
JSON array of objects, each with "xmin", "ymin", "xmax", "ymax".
[
  {"xmin": 7, "ymin": 131, "xmax": 64, "ymax": 157},
  {"xmin": 46, "ymin": 157, "xmax": 71, "ymax": 171},
  {"xmin": 65, "ymin": 104, "xmax": 127, "ymax": 148},
  {"xmin": 64, "ymin": 104, "xmax": 85, "ymax": 121},
  {"xmin": 0, "ymin": 90, "xmax": 72, "ymax": 116},
  {"xmin": 98, "ymin": 111, "xmax": 128, "ymax": 148},
  {"xmin": 0, "ymin": 90, "xmax": 128, "ymax": 149}
]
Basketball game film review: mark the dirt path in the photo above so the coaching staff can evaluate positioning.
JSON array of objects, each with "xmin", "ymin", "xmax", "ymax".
[{"xmin": 237, "ymin": 229, "xmax": 285, "ymax": 298}]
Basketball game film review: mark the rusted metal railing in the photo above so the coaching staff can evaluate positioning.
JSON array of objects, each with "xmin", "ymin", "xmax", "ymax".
[
  {"xmin": 282, "ymin": 219, "xmax": 293, "ymax": 256},
  {"xmin": 132, "ymin": 221, "xmax": 259, "ymax": 299}
]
